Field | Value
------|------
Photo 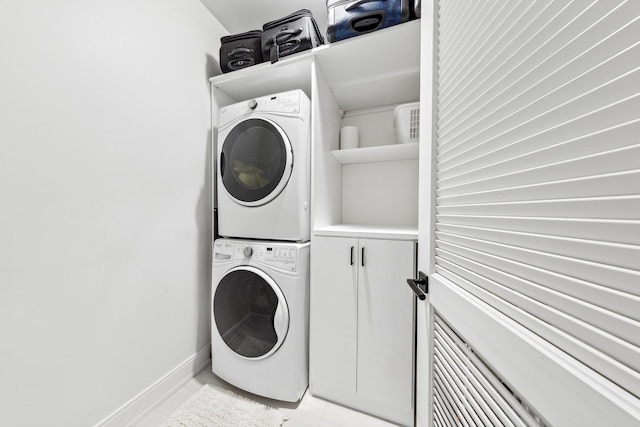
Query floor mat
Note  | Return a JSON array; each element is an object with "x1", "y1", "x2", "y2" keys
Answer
[{"x1": 160, "y1": 383, "x2": 287, "y2": 427}]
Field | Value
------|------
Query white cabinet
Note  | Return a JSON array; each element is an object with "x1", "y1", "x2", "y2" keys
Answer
[
  {"x1": 310, "y1": 234, "x2": 416, "y2": 426},
  {"x1": 309, "y1": 28, "x2": 420, "y2": 422}
]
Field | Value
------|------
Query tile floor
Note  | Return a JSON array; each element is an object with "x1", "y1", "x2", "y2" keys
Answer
[{"x1": 134, "y1": 363, "x2": 399, "y2": 427}]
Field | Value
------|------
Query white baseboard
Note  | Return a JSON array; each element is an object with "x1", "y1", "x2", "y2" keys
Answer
[{"x1": 95, "y1": 345, "x2": 211, "y2": 427}]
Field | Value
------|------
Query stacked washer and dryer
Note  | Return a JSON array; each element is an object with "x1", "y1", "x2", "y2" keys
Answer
[{"x1": 211, "y1": 90, "x2": 312, "y2": 402}]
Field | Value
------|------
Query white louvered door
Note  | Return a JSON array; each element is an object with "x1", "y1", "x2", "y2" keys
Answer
[{"x1": 417, "y1": 1, "x2": 640, "y2": 426}]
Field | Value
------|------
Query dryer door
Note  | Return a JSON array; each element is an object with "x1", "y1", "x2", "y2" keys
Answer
[
  {"x1": 213, "y1": 266, "x2": 289, "y2": 359},
  {"x1": 220, "y1": 118, "x2": 293, "y2": 207}
]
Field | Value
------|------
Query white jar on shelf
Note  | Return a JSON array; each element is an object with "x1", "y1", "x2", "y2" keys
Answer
[{"x1": 340, "y1": 125, "x2": 359, "y2": 150}]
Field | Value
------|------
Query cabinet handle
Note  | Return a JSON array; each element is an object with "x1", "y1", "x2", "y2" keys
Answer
[
  {"x1": 361, "y1": 247, "x2": 365, "y2": 267},
  {"x1": 406, "y1": 271, "x2": 428, "y2": 300},
  {"x1": 350, "y1": 246, "x2": 354, "y2": 265}
]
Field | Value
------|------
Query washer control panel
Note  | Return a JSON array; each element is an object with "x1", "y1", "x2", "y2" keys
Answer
[{"x1": 214, "y1": 240, "x2": 298, "y2": 271}]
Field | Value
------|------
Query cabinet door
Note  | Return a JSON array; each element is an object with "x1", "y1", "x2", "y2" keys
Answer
[
  {"x1": 357, "y1": 238, "x2": 415, "y2": 426},
  {"x1": 309, "y1": 236, "x2": 358, "y2": 400}
]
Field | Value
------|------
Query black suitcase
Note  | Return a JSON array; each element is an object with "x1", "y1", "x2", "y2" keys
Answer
[
  {"x1": 219, "y1": 30, "x2": 264, "y2": 73},
  {"x1": 262, "y1": 9, "x2": 324, "y2": 64},
  {"x1": 326, "y1": 0, "x2": 411, "y2": 43},
  {"x1": 412, "y1": 0, "x2": 421, "y2": 19}
]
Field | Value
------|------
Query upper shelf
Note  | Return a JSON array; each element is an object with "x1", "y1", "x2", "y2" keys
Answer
[
  {"x1": 314, "y1": 20, "x2": 421, "y2": 111},
  {"x1": 313, "y1": 20, "x2": 421, "y2": 86},
  {"x1": 209, "y1": 20, "x2": 421, "y2": 107}
]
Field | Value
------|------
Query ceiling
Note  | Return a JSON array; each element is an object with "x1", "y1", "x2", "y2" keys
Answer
[{"x1": 200, "y1": 0, "x2": 328, "y2": 36}]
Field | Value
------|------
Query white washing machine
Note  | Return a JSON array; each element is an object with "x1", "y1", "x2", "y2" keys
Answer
[
  {"x1": 211, "y1": 238, "x2": 310, "y2": 402},
  {"x1": 216, "y1": 89, "x2": 311, "y2": 242}
]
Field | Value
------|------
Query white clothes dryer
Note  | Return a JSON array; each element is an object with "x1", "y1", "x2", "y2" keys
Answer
[
  {"x1": 216, "y1": 90, "x2": 311, "y2": 242},
  {"x1": 211, "y1": 238, "x2": 310, "y2": 402}
]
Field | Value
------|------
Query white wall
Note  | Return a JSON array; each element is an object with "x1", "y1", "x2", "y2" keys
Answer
[{"x1": 0, "y1": 1, "x2": 226, "y2": 425}]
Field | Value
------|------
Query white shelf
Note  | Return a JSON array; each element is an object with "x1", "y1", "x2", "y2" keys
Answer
[
  {"x1": 314, "y1": 20, "x2": 420, "y2": 85},
  {"x1": 315, "y1": 20, "x2": 421, "y2": 111},
  {"x1": 314, "y1": 224, "x2": 418, "y2": 241},
  {"x1": 331, "y1": 143, "x2": 419, "y2": 164},
  {"x1": 210, "y1": 55, "x2": 313, "y2": 102}
]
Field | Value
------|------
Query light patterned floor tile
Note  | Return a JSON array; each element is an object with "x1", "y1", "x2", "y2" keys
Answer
[
  {"x1": 319, "y1": 400, "x2": 400, "y2": 427},
  {"x1": 134, "y1": 363, "x2": 403, "y2": 427}
]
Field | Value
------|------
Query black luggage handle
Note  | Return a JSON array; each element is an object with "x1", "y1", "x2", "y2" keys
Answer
[
  {"x1": 351, "y1": 11, "x2": 385, "y2": 33},
  {"x1": 228, "y1": 58, "x2": 256, "y2": 71},
  {"x1": 346, "y1": 0, "x2": 386, "y2": 11},
  {"x1": 269, "y1": 28, "x2": 303, "y2": 64},
  {"x1": 228, "y1": 47, "x2": 253, "y2": 58},
  {"x1": 270, "y1": 43, "x2": 280, "y2": 64},
  {"x1": 274, "y1": 28, "x2": 303, "y2": 43}
]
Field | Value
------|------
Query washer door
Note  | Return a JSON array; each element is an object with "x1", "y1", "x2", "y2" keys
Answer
[
  {"x1": 213, "y1": 266, "x2": 289, "y2": 359},
  {"x1": 220, "y1": 118, "x2": 293, "y2": 207}
]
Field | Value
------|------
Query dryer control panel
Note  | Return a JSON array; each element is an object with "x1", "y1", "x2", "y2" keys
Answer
[
  {"x1": 218, "y1": 90, "x2": 306, "y2": 127},
  {"x1": 214, "y1": 240, "x2": 299, "y2": 272}
]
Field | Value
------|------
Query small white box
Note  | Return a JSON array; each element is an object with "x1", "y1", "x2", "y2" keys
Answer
[{"x1": 393, "y1": 102, "x2": 420, "y2": 144}]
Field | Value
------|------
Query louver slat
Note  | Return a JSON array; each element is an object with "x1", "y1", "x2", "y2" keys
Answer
[{"x1": 433, "y1": 315, "x2": 540, "y2": 426}]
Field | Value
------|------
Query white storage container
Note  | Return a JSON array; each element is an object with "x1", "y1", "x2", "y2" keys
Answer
[{"x1": 393, "y1": 102, "x2": 420, "y2": 144}]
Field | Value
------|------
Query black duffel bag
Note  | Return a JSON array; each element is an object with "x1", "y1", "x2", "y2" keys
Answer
[
  {"x1": 219, "y1": 30, "x2": 264, "y2": 73},
  {"x1": 262, "y1": 9, "x2": 324, "y2": 64}
]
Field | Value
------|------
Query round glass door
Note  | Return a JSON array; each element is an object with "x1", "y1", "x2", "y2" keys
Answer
[
  {"x1": 220, "y1": 118, "x2": 293, "y2": 206},
  {"x1": 213, "y1": 266, "x2": 289, "y2": 359}
]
